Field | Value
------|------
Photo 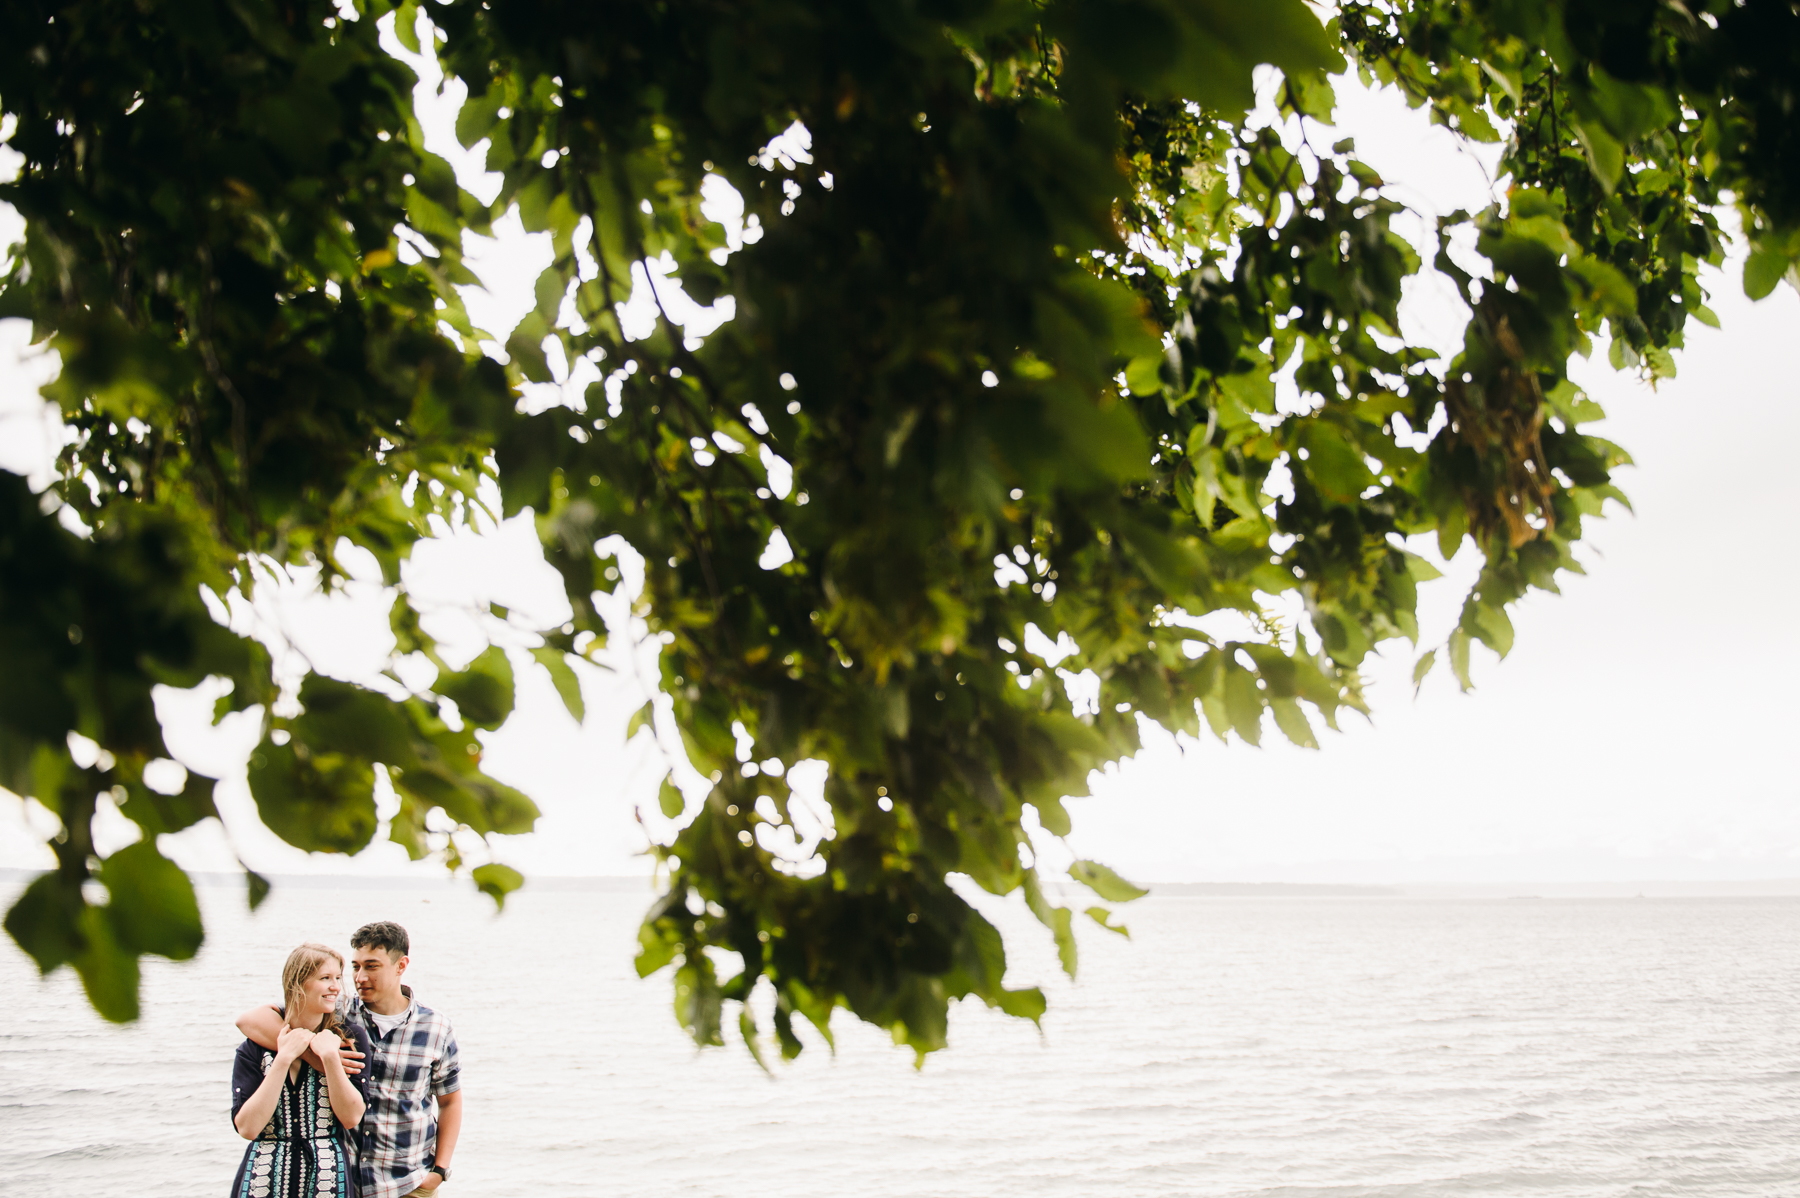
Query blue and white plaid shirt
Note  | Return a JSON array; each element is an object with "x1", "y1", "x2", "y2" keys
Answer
[{"x1": 339, "y1": 988, "x2": 461, "y2": 1198}]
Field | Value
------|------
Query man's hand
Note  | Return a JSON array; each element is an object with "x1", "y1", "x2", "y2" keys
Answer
[{"x1": 416, "y1": 1170, "x2": 445, "y2": 1193}]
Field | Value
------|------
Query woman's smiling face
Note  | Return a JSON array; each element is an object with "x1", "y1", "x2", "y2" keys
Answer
[{"x1": 299, "y1": 961, "x2": 343, "y2": 1018}]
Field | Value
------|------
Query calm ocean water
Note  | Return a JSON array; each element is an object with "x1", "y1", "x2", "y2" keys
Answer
[{"x1": 3, "y1": 881, "x2": 1797, "y2": 1197}]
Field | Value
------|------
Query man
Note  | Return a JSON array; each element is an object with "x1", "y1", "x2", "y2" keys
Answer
[{"x1": 238, "y1": 921, "x2": 462, "y2": 1197}]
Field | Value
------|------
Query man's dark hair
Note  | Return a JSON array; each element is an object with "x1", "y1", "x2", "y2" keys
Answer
[{"x1": 351, "y1": 920, "x2": 410, "y2": 959}]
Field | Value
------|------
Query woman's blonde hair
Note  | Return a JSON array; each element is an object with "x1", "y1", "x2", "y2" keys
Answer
[{"x1": 281, "y1": 942, "x2": 347, "y2": 1036}]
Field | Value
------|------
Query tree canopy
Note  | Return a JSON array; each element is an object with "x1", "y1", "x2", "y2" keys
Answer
[{"x1": 2, "y1": 0, "x2": 1794, "y2": 1058}]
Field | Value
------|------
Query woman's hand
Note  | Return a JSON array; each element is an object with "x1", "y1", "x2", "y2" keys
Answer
[
  {"x1": 275, "y1": 1025, "x2": 313, "y2": 1062},
  {"x1": 237, "y1": 1028, "x2": 314, "y2": 1140},
  {"x1": 316, "y1": 1030, "x2": 368, "y2": 1131},
  {"x1": 309, "y1": 1030, "x2": 343, "y2": 1064}
]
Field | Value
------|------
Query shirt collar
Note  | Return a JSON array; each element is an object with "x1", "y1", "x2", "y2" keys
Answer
[{"x1": 355, "y1": 986, "x2": 416, "y2": 1030}]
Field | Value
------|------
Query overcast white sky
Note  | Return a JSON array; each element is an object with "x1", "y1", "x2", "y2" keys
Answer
[{"x1": 1, "y1": 31, "x2": 1795, "y2": 887}]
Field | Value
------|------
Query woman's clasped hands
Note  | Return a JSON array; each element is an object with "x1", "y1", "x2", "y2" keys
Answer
[{"x1": 275, "y1": 1024, "x2": 314, "y2": 1063}]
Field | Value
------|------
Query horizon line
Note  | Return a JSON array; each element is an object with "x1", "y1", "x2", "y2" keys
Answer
[{"x1": 6, "y1": 867, "x2": 1800, "y2": 895}]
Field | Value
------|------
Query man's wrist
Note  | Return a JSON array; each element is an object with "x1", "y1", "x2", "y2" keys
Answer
[{"x1": 432, "y1": 1164, "x2": 452, "y2": 1182}]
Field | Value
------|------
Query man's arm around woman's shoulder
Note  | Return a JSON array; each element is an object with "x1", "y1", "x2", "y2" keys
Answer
[{"x1": 234, "y1": 1003, "x2": 367, "y2": 1075}]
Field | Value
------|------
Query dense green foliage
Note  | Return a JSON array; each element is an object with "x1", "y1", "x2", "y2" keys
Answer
[{"x1": 2, "y1": 0, "x2": 1793, "y2": 1055}]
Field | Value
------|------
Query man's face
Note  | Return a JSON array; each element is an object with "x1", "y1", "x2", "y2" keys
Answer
[{"x1": 351, "y1": 944, "x2": 407, "y2": 1004}]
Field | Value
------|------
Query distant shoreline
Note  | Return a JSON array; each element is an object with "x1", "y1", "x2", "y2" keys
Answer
[
  {"x1": 1150, "y1": 882, "x2": 1402, "y2": 897},
  {"x1": 5, "y1": 867, "x2": 1800, "y2": 898}
]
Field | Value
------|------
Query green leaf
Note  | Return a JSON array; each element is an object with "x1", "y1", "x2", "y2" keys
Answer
[
  {"x1": 244, "y1": 865, "x2": 272, "y2": 912},
  {"x1": 626, "y1": 700, "x2": 656, "y2": 741},
  {"x1": 1200, "y1": 692, "x2": 1232, "y2": 742},
  {"x1": 1242, "y1": 643, "x2": 1298, "y2": 698},
  {"x1": 1448, "y1": 628, "x2": 1474, "y2": 692},
  {"x1": 1570, "y1": 118, "x2": 1624, "y2": 191},
  {"x1": 739, "y1": 1007, "x2": 771, "y2": 1075},
  {"x1": 471, "y1": 863, "x2": 525, "y2": 909},
  {"x1": 1288, "y1": 69, "x2": 1337, "y2": 122},
  {"x1": 1165, "y1": 0, "x2": 1344, "y2": 115},
  {"x1": 1402, "y1": 552, "x2": 1444, "y2": 583},
  {"x1": 772, "y1": 999, "x2": 805, "y2": 1060},
  {"x1": 247, "y1": 742, "x2": 378, "y2": 855},
  {"x1": 1048, "y1": 904, "x2": 1077, "y2": 980},
  {"x1": 995, "y1": 986, "x2": 1048, "y2": 1023},
  {"x1": 436, "y1": 646, "x2": 516, "y2": 730},
  {"x1": 1543, "y1": 378, "x2": 1606, "y2": 426},
  {"x1": 454, "y1": 87, "x2": 506, "y2": 150},
  {"x1": 1432, "y1": 493, "x2": 1468, "y2": 559},
  {"x1": 1268, "y1": 697, "x2": 1318, "y2": 749},
  {"x1": 1583, "y1": 67, "x2": 1677, "y2": 143},
  {"x1": 674, "y1": 958, "x2": 724, "y2": 1047},
  {"x1": 504, "y1": 312, "x2": 555, "y2": 383},
  {"x1": 636, "y1": 926, "x2": 679, "y2": 980},
  {"x1": 1609, "y1": 335, "x2": 1640, "y2": 371},
  {"x1": 1042, "y1": 385, "x2": 1152, "y2": 484},
  {"x1": 4, "y1": 872, "x2": 84, "y2": 974},
  {"x1": 1412, "y1": 649, "x2": 1437, "y2": 697},
  {"x1": 948, "y1": 910, "x2": 1008, "y2": 996},
  {"x1": 72, "y1": 905, "x2": 140, "y2": 1023},
  {"x1": 98, "y1": 842, "x2": 203, "y2": 960},
  {"x1": 1124, "y1": 352, "x2": 1163, "y2": 397},
  {"x1": 117, "y1": 771, "x2": 218, "y2": 836},
  {"x1": 1300, "y1": 425, "x2": 1375, "y2": 503},
  {"x1": 531, "y1": 647, "x2": 586, "y2": 724},
  {"x1": 1472, "y1": 602, "x2": 1515, "y2": 658},
  {"x1": 532, "y1": 262, "x2": 569, "y2": 322},
  {"x1": 392, "y1": 764, "x2": 539, "y2": 836},
  {"x1": 659, "y1": 776, "x2": 685, "y2": 819},
  {"x1": 1223, "y1": 663, "x2": 1264, "y2": 746},
  {"x1": 1069, "y1": 859, "x2": 1149, "y2": 902},
  {"x1": 1034, "y1": 794, "x2": 1072, "y2": 837},
  {"x1": 392, "y1": 0, "x2": 422, "y2": 54},
  {"x1": 1745, "y1": 248, "x2": 1790, "y2": 301},
  {"x1": 293, "y1": 676, "x2": 420, "y2": 768},
  {"x1": 1085, "y1": 906, "x2": 1131, "y2": 938},
  {"x1": 1217, "y1": 368, "x2": 1276, "y2": 416}
]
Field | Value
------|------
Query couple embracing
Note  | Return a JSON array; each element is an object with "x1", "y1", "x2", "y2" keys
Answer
[{"x1": 228, "y1": 921, "x2": 462, "y2": 1198}]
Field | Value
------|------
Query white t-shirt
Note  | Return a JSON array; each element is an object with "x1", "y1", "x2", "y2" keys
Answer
[{"x1": 367, "y1": 1003, "x2": 412, "y2": 1037}]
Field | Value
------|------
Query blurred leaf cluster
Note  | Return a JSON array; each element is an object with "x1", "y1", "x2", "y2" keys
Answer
[{"x1": 1, "y1": 0, "x2": 1791, "y2": 1052}]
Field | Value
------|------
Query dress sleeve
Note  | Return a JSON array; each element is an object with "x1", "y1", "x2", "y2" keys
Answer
[{"x1": 230, "y1": 1039, "x2": 268, "y2": 1122}]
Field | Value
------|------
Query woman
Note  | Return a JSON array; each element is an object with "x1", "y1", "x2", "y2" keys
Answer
[{"x1": 229, "y1": 943, "x2": 372, "y2": 1198}]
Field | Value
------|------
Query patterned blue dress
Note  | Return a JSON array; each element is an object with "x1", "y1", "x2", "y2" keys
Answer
[{"x1": 229, "y1": 1024, "x2": 373, "y2": 1198}]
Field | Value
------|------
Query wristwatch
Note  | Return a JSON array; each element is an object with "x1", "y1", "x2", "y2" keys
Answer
[{"x1": 434, "y1": 1166, "x2": 452, "y2": 1182}]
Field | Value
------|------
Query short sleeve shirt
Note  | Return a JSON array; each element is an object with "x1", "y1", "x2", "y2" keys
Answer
[{"x1": 338, "y1": 989, "x2": 461, "y2": 1198}]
